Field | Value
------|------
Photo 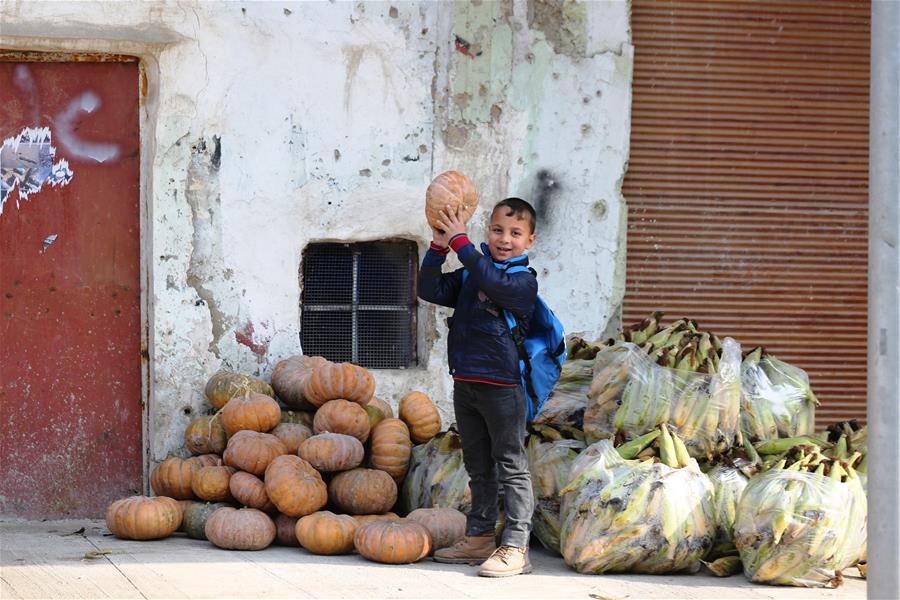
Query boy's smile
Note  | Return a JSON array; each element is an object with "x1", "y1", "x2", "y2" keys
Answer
[{"x1": 488, "y1": 210, "x2": 535, "y2": 261}]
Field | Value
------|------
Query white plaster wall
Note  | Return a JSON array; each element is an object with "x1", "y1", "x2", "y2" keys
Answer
[{"x1": 0, "y1": 0, "x2": 632, "y2": 465}]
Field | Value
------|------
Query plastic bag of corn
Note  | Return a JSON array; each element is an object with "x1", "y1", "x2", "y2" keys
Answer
[
  {"x1": 532, "y1": 358, "x2": 595, "y2": 430},
  {"x1": 400, "y1": 428, "x2": 471, "y2": 514},
  {"x1": 706, "y1": 464, "x2": 751, "y2": 560},
  {"x1": 583, "y1": 338, "x2": 742, "y2": 459},
  {"x1": 559, "y1": 439, "x2": 715, "y2": 574},
  {"x1": 734, "y1": 462, "x2": 867, "y2": 588},
  {"x1": 525, "y1": 433, "x2": 585, "y2": 554},
  {"x1": 740, "y1": 347, "x2": 818, "y2": 443}
]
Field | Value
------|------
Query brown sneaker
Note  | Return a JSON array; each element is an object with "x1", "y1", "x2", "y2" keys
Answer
[
  {"x1": 477, "y1": 545, "x2": 532, "y2": 577},
  {"x1": 433, "y1": 534, "x2": 497, "y2": 564}
]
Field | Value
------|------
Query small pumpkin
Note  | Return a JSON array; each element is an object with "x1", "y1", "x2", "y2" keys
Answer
[
  {"x1": 205, "y1": 507, "x2": 276, "y2": 551},
  {"x1": 406, "y1": 507, "x2": 466, "y2": 553},
  {"x1": 399, "y1": 392, "x2": 441, "y2": 444},
  {"x1": 304, "y1": 362, "x2": 375, "y2": 408},
  {"x1": 205, "y1": 371, "x2": 274, "y2": 409},
  {"x1": 352, "y1": 512, "x2": 401, "y2": 526},
  {"x1": 424, "y1": 170, "x2": 478, "y2": 231},
  {"x1": 368, "y1": 397, "x2": 394, "y2": 419},
  {"x1": 175, "y1": 499, "x2": 194, "y2": 530},
  {"x1": 313, "y1": 399, "x2": 371, "y2": 443},
  {"x1": 150, "y1": 454, "x2": 220, "y2": 500},
  {"x1": 191, "y1": 465, "x2": 236, "y2": 502},
  {"x1": 106, "y1": 495, "x2": 182, "y2": 540},
  {"x1": 182, "y1": 501, "x2": 233, "y2": 540},
  {"x1": 274, "y1": 513, "x2": 300, "y2": 546},
  {"x1": 364, "y1": 404, "x2": 386, "y2": 431},
  {"x1": 271, "y1": 422, "x2": 313, "y2": 454},
  {"x1": 271, "y1": 355, "x2": 329, "y2": 410},
  {"x1": 295, "y1": 511, "x2": 358, "y2": 555},
  {"x1": 184, "y1": 414, "x2": 228, "y2": 455},
  {"x1": 222, "y1": 430, "x2": 287, "y2": 476},
  {"x1": 264, "y1": 455, "x2": 328, "y2": 517},
  {"x1": 369, "y1": 419, "x2": 413, "y2": 483},
  {"x1": 229, "y1": 471, "x2": 276, "y2": 511},
  {"x1": 220, "y1": 391, "x2": 281, "y2": 436},
  {"x1": 354, "y1": 519, "x2": 432, "y2": 564},
  {"x1": 280, "y1": 410, "x2": 315, "y2": 429},
  {"x1": 329, "y1": 468, "x2": 397, "y2": 515},
  {"x1": 298, "y1": 432, "x2": 364, "y2": 472}
]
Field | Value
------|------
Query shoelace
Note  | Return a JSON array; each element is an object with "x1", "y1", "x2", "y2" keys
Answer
[{"x1": 491, "y1": 545, "x2": 518, "y2": 564}]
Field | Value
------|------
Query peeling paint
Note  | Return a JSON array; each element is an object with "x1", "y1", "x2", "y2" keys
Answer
[
  {"x1": 234, "y1": 321, "x2": 270, "y2": 362},
  {"x1": 0, "y1": 127, "x2": 74, "y2": 216}
]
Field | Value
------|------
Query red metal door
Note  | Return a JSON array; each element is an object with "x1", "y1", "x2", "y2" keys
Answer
[{"x1": 0, "y1": 56, "x2": 143, "y2": 518}]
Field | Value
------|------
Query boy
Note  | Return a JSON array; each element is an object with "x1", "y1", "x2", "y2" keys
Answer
[{"x1": 417, "y1": 197, "x2": 538, "y2": 577}]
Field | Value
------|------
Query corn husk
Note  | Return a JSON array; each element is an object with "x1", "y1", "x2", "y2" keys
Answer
[
  {"x1": 400, "y1": 428, "x2": 470, "y2": 514},
  {"x1": 740, "y1": 349, "x2": 818, "y2": 443}
]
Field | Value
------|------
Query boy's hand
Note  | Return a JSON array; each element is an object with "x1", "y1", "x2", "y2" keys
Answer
[
  {"x1": 431, "y1": 226, "x2": 450, "y2": 248},
  {"x1": 435, "y1": 205, "x2": 469, "y2": 239}
]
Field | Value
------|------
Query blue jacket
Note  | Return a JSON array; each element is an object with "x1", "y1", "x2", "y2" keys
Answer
[{"x1": 417, "y1": 240, "x2": 538, "y2": 385}]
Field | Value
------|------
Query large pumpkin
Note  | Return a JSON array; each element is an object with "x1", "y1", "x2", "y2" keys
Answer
[
  {"x1": 298, "y1": 432, "x2": 364, "y2": 472},
  {"x1": 205, "y1": 507, "x2": 276, "y2": 551},
  {"x1": 106, "y1": 495, "x2": 182, "y2": 540},
  {"x1": 270, "y1": 422, "x2": 313, "y2": 454},
  {"x1": 183, "y1": 414, "x2": 228, "y2": 455},
  {"x1": 205, "y1": 371, "x2": 274, "y2": 409},
  {"x1": 399, "y1": 392, "x2": 441, "y2": 444},
  {"x1": 329, "y1": 468, "x2": 397, "y2": 515},
  {"x1": 182, "y1": 501, "x2": 233, "y2": 540},
  {"x1": 313, "y1": 399, "x2": 371, "y2": 443},
  {"x1": 352, "y1": 512, "x2": 401, "y2": 526},
  {"x1": 424, "y1": 170, "x2": 478, "y2": 231},
  {"x1": 271, "y1": 355, "x2": 329, "y2": 410},
  {"x1": 229, "y1": 471, "x2": 275, "y2": 512},
  {"x1": 406, "y1": 507, "x2": 466, "y2": 553},
  {"x1": 304, "y1": 362, "x2": 375, "y2": 408},
  {"x1": 150, "y1": 454, "x2": 220, "y2": 500},
  {"x1": 222, "y1": 430, "x2": 288, "y2": 476},
  {"x1": 274, "y1": 513, "x2": 300, "y2": 546},
  {"x1": 220, "y1": 391, "x2": 281, "y2": 436},
  {"x1": 264, "y1": 455, "x2": 328, "y2": 517},
  {"x1": 354, "y1": 519, "x2": 432, "y2": 564},
  {"x1": 295, "y1": 511, "x2": 358, "y2": 555},
  {"x1": 191, "y1": 465, "x2": 236, "y2": 502},
  {"x1": 369, "y1": 419, "x2": 412, "y2": 482}
]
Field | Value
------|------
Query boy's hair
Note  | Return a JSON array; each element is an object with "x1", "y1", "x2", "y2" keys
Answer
[{"x1": 492, "y1": 197, "x2": 537, "y2": 233}]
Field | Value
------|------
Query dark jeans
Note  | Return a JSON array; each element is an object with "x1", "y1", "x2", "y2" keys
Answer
[{"x1": 453, "y1": 380, "x2": 533, "y2": 548}]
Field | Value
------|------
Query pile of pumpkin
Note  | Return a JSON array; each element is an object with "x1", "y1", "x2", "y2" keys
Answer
[{"x1": 105, "y1": 355, "x2": 468, "y2": 564}]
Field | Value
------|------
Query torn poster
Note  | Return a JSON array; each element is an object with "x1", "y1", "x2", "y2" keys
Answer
[
  {"x1": 1, "y1": 127, "x2": 74, "y2": 217},
  {"x1": 41, "y1": 234, "x2": 58, "y2": 254}
]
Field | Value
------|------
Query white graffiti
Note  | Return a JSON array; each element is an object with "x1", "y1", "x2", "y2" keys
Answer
[
  {"x1": 0, "y1": 127, "x2": 74, "y2": 217},
  {"x1": 55, "y1": 91, "x2": 120, "y2": 163},
  {"x1": 13, "y1": 65, "x2": 40, "y2": 125}
]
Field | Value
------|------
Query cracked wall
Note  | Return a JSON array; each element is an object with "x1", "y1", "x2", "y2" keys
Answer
[{"x1": 0, "y1": 0, "x2": 632, "y2": 467}]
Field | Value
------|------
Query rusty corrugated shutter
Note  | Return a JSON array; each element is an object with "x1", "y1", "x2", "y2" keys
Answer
[{"x1": 624, "y1": 0, "x2": 870, "y2": 425}]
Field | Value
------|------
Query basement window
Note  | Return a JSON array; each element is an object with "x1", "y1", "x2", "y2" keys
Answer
[{"x1": 300, "y1": 241, "x2": 418, "y2": 369}]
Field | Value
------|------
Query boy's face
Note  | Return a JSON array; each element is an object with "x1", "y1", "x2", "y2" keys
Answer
[{"x1": 488, "y1": 208, "x2": 535, "y2": 261}]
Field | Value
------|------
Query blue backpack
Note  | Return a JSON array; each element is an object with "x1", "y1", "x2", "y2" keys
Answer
[{"x1": 463, "y1": 263, "x2": 566, "y2": 421}]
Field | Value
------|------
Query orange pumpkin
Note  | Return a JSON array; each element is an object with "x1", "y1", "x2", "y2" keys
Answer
[
  {"x1": 406, "y1": 507, "x2": 466, "y2": 552},
  {"x1": 313, "y1": 399, "x2": 371, "y2": 443},
  {"x1": 298, "y1": 432, "x2": 364, "y2": 472},
  {"x1": 150, "y1": 455, "x2": 220, "y2": 500},
  {"x1": 222, "y1": 430, "x2": 288, "y2": 476},
  {"x1": 295, "y1": 511, "x2": 358, "y2": 555},
  {"x1": 264, "y1": 455, "x2": 328, "y2": 517},
  {"x1": 229, "y1": 471, "x2": 275, "y2": 511},
  {"x1": 270, "y1": 422, "x2": 312, "y2": 454},
  {"x1": 399, "y1": 392, "x2": 441, "y2": 443},
  {"x1": 271, "y1": 355, "x2": 329, "y2": 410},
  {"x1": 354, "y1": 519, "x2": 432, "y2": 564},
  {"x1": 274, "y1": 513, "x2": 300, "y2": 546},
  {"x1": 424, "y1": 170, "x2": 478, "y2": 231},
  {"x1": 220, "y1": 391, "x2": 281, "y2": 436},
  {"x1": 368, "y1": 397, "x2": 394, "y2": 419},
  {"x1": 328, "y1": 468, "x2": 397, "y2": 515},
  {"x1": 183, "y1": 414, "x2": 228, "y2": 455},
  {"x1": 368, "y1": 419, "x2": 412, "y2": 482},
  {"x1": 106, "y1": 495, "x2": 182, "y2": 540},
  {"x1": 352, "y1": 512, "x2": 401, "y2": 526},
  {"x1": 191, "y1": 465, "x2": 236, "y2": 502},
  {"x1": 304, "y1": 362, "x2": 375, "y2": 408},
  {"x1": 205, "y1": 507, "x2": 276, "y2": 550},
  {"x1": 205, "y1": 371, "x2": 274, "y2": 409}
]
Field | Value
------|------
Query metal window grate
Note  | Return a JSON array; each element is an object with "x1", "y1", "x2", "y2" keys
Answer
[{"x1": 300, "y1": 241, "x2": 417, "y2": 369}]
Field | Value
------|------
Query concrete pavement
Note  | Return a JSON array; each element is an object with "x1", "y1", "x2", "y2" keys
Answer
[{"x1": 0, "y1": 517, "x2": 867, "y2": 599}]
